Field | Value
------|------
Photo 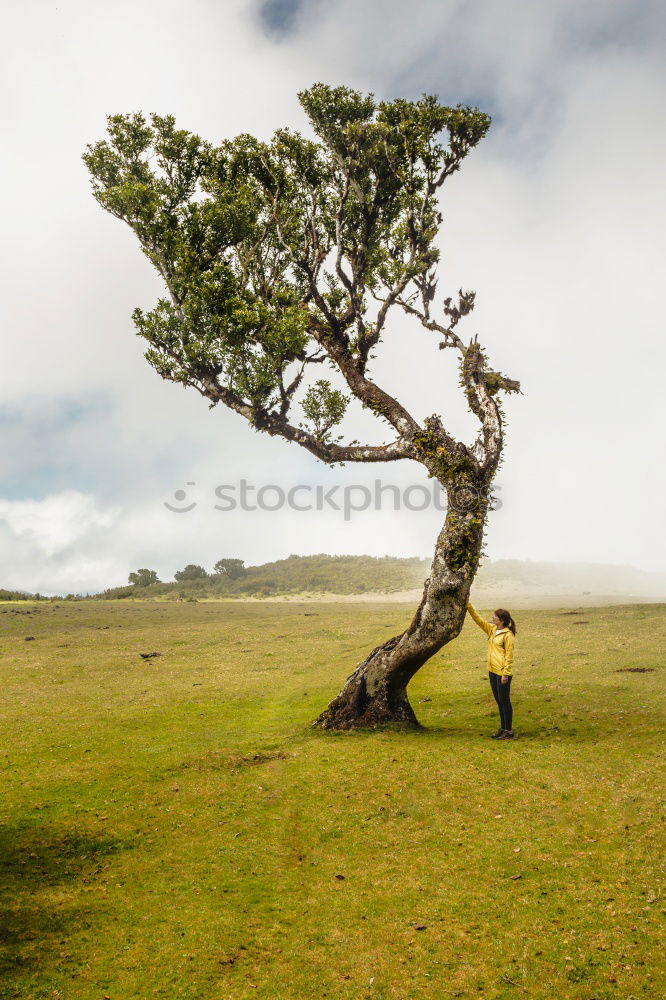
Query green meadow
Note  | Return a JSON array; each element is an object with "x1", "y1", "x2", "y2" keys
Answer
[{"x1": 1, "y1": 600, "x2": 664, "y2": 1000}]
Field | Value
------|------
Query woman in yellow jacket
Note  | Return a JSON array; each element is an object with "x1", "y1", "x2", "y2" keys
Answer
[{"x1": 467, "y1": 602, "x2": 517, "y2": 739}]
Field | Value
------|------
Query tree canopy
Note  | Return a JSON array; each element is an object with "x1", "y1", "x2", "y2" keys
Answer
[
  {"x1": 83, "y1": 84, "x2": 515, "y2": 471},
  {"x1": 128, "y1": 568, "x2": 160, "y2": 587},
  {"x1": 213, "y1": 558, "x2": 247, "y2": 579},
  {"x1": 174, "y1": 564, "x2": 208, "y2": 582}
]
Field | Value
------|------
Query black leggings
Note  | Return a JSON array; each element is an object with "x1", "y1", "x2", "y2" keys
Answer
[{"x1": 489, "y1": 672, "x2": 513, "y2": 731}]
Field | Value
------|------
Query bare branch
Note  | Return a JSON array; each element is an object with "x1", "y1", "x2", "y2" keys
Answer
[
  {"x1": 334, "y1": 172, "x2": 354, "y2": 297},
  {"x1": 395, "y1": 297, "x2": 466, "y2": 352}
]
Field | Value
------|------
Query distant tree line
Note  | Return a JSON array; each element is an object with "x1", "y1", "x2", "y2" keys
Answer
[
  {"x1": 0, "y1": 588, "x2": 47, "y2": 602},
  {"x1": 128, "y1": 559, "x2": 247, "y2": 587}
]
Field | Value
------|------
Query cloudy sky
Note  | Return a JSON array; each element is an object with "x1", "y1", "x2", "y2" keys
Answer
[{"x1": 1, "y1": 0, "x2": 665, "y2": 594}]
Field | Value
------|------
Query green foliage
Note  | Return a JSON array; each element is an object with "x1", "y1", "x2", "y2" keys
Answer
[
  {"x1": 83, "y1": 85, "x2": 490, "y2": 439},
  {"x1": 174, "y1": 564, "x2": 208, "y2": 582},
  {"x1": 300, "y1": 379, "x2": 350, "y2": 442},
  {"x1": 297, "y1": 85, "x2": 490, "y2": 300},
  {"x1": 128, "y1": 568, "x2": 160, "y2": 587},
  {"x1": 84, "y1": 112, "x2": 310, "y2": 410},
  {"x1": 213, "y1": 558, "x2": 246, "y2": 579}
]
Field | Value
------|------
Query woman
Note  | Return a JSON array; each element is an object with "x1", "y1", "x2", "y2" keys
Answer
[{"x1": 466, "y1": 602, "x2": 517, "y2": 739}]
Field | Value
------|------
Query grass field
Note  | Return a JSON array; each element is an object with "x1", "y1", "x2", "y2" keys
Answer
[{"x1": 1, "y1": 600, "x2": 664, "y2": 1000}]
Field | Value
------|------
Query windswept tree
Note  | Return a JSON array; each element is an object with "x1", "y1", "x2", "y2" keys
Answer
[{"x1": 84, "y1": 84, "x2": 520, "y2": 730}]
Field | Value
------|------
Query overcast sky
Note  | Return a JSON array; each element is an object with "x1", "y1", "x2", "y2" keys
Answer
[{"x1": 1, "y1": 0, "x2": 665, "y2": 594}]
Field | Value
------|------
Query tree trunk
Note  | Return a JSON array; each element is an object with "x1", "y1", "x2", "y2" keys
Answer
[{"x1": 312, "y1": 498, "x2": 486, "y2": 730}]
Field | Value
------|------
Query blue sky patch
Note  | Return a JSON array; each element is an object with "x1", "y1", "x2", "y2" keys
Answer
[{"x1": 259, "y1": 0, "x2": 302, "y2": 34}]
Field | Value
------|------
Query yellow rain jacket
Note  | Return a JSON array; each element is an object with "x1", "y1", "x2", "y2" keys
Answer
[{"x1": 466, "y1": 602, "x2": 515, "y2": 676}]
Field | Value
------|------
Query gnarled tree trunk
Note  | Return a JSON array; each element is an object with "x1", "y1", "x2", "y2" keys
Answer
[{"x1": 313, "y1": 493, "x2": 486, "y2": 730}]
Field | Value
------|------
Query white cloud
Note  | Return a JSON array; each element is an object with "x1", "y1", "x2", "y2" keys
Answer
[
  {"x1": 0, "y1": 491, "x2": 122, "y2": 593},
  {"x1": 0, "y1": 492, "x2": 115, "y2": 557}
]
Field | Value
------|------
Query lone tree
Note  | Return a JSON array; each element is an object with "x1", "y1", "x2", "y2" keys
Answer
[
  {"x1": 174, "y1": 564, "x2": 208, "y2": 582},
  {"x1": 84, "y1": 84, "x2": 520, "y2": 730},
  {"x1": 213, "y1": 558, "x2": 247, "y2": 579},
  {"x1": 128, "y1": 568, "x2": 160, "y2": 587}
]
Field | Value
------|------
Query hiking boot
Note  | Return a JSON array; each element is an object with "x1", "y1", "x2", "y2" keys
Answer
[
  {"x1": 491, "y1": 728, "x2": 504, "y2": 739},
  {"x1": 498, "y1": 729, "x2": 515, "y2": 739}
]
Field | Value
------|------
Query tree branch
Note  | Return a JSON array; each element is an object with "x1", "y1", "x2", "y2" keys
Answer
[
  {"x1": 394, "y1": 297, "x2": 466, "y2": 352},
  {"x1": 460, "y1": 339, "x2": 521, "y2": 474},
  {"x1": 277, "y1": 350, "x2": 327, "y2": 418},
  {"x1": 305, "y1": 313, "x2": 422, "y2": 441},
  {"x1": 196, "y1": 374, "x2": 412, "y2": 464}
]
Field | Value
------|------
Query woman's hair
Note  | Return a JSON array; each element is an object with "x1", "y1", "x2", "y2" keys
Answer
[{"x1": 495, "y1": 608, "x2": 517, "y2": 635}]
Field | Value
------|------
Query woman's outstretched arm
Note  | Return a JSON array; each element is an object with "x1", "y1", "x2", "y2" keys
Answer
[{"x1": 466, "y1": 602, "x2": 494, "y2": 637}]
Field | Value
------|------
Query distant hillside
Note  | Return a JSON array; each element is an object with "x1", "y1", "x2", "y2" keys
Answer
[
  {"x1": 3, "y1": 555, "x2": 664, "y2": 603},
  {"x1": 89, "y1": 554, "x2": 666, "y2": 603},
  {"x1": 474, "y1": 560, "x2": 666, "y2": 599},
  {"x1": 94, "y1": 554, "x2": 428, "y2": 600},
  {"x1": 0, "y1": 588, "x2": 47, "y2": 602}
]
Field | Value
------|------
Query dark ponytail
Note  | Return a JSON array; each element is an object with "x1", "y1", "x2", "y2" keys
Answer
[{"x1": 495, "y1": 608, "x2": 517, "y2": 635}]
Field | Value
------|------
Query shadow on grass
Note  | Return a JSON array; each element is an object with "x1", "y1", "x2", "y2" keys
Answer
[
  {"x1": 304, "y1": 713, "x2": 658, "y2": 746},
  {"x1": 0, "y1": 819, "x2": 130, "y2": 981}
]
